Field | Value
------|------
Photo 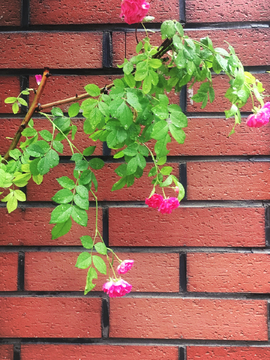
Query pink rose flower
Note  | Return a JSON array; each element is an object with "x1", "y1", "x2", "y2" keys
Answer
[
  {"x1": 117, "y1": 260, "x2": 134, "y2": 274},
  {"x1": 102, "y1": 279, "x2": 132, "y2": 297},
  {"x1": 35, "y1": 74, "x2": 42, "y2": 85},
  {"x1": 120, "y1": 0, "x2": 150, "y2": 25},
  {"x1": 246, "y1": 102, "x2": 270, "y2": 128},
  {"x1": 145, "y1": 194, "x2": 163, "y2": 208},
  {"x1": 158, "y1": 197, "x2": 180, "y2": 214}
]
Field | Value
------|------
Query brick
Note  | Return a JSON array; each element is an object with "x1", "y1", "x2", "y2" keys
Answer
[
  {"x1": 26, "y1": 162, "x2": 179, "y2": 202},
  {"x1": 0, "y1": 253, "x2": 18, "y2": 291},
  {"x1": 21, "y1": 344, "x2": 178, "y2": 360},
  {"x1": 30, "y1": 0, "x2": 179, "y2": 25},
  {"x1": 187, "y1": 253, "x2": 270, "y2": 293},
  {"x1": 112, "y1": 32, "x2": 126, "y2": 67},
  {"x1": 0, "y1": 0, "x2": 21, "y2": 26},
  {"x1": 29, "y1": 74, "x2": 119, "y2": 113},
  {"x1": 0, "y1": 76, "x2": 21, "y2": 113},
  {"x1": 169, "y1": 116, "x2": 270, "y2": 156},
  {"x1": 0, "y1": 33, "x2": 102, "y2": 69},
  {"x1": 187, "y1": 346, "x2": 270, "y2": 359},
  {"x1": 186, "y1": 0, "x2": 270, "y2": 23},
  {"x1": 0, "y1": 345, "x2": 13, "y2": 360},
  {"x1": 0, "y1": 297, "x2": 101, "y2": 338},
  {"x1": 110, "y1": 298, "x2": 267, "y2": 340},
  {"x1": 24, "y1": 252, "x2": 179, "y2": 292},
  {"x1": 187, "y1": 73, "x2": 270, "y2": 113},
  {"x1": 124, "y1": 29, "x2": 270, "y2": 67},
  {"x1": 187, "y1": 162, "x2": 270, "y2": 201},
  {"x1": 109, "y1": 207, "x2": 265, "y2": 247},
  {"x1": 0, "y1": 207, "x2": 101, "y2": 246}
]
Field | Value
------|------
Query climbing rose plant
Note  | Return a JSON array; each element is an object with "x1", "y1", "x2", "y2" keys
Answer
[{"x1": 1, "y1": 0, "x2": 269, "y2": 297}]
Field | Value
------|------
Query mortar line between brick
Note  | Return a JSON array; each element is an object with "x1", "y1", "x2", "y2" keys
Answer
[
  {"x1": 20, "y1": 0, "x2": 29, "y2": 29},
  {"x1": 4, "y1": 338, "x2": 270, "y2": 346},
  {"x1": 179, "y1": 346, "x2": 186, "y2": 360}
]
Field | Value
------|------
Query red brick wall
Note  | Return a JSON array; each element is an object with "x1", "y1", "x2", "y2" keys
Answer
[{"x1": 0, "y1": 0, "x2": 270, "y2": 359}]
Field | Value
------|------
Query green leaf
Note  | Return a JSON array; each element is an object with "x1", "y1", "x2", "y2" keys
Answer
[
  {"x1": 53, "y1": 141, "x2": 64, "y2": 153},
  {"x1": 175, "y1": 22, "x2": 184, "y2": 37},
  {"x1": 83, "y1": 146, "x2": 96, "y2": 156},
  {"x1": 80, "y1": 235, "x2": 93, "y2": 249},
  {"x1": 136, "y1": 41, "x2": 143, "y2": 53},
  {"x1": 71, "y1": 125, "x2": 77, "y2": 140},
  {"x1": 68, "y1": 103, "x2": 80, "y2": 118},
  {"x1": 124, "y1": 73, "x2": 136, "y2": 88},
  {"x1": 126, "y1": 156, "x2": 138, "y2": 175},
  {"x1": 39, "y1": 130, "x2": 53, "y2": 141},
  {"x1": 12, "y1": 103, "x2": 19, "y2": 114},
  {"x1": 0, "y1": 169, "x2": 13, "y2": 188},
  {"x1": 123, "y1": 61, "x2": 134, "y2": 75},
  {"x1": 168, "y1": 105, "x2": 188, "y2": 128},
  {"x1": 160, "y1": 166, "x2": 173, "y2": 175},
  {"x1": 115, "y1": 164, "x2": 127, "y2": 177},
  {"x1": 76, "y1": 185, "x2": 89, "y2": 199},
  {"x1": 84, "y1": 267, "x2": 97, "y2": 295},
  {"x1": 84, "y1": 84, "x2": 101, "y2": 97},
  {"x1": 93, "y1": 255, "x2": 107, "y2": 275},
  {"x1": 173, "y1": 34, "x2": 183, "y2": 50},
  {"x1": 126, "y1": 90, "x2": 142, "y2": 112},
  {"x1": 52, "y1": 189, "x2": 74, "y2": 204},
  {"x1": 37, "y1": 150, "x2": 59, "y2": 175},
  {"x1": 111, "y1": 177, "x2": 126, "y2": 191},
  {"x1": 152, "y1": 104, "x2": 169, "y2": 120},
  {"x1": 209, "y1": 87, "x2": 215, "y2": 103},
  {"x1": 148, "y1": 59, "x2": 162, "y2": 69},
  {"x1": 117, "y1": 101, "x2": 133, "y2": 129},
  {"x1": 94, "y1": 242, "x2": 107, "y2": 255},
  {"x1": 89, "y1": 158, "x2": 104, "y2": 170},
  {"x1": 148, "y1": 166, "x2": 157, "y2": 177},
  {"x1": 51, "y1": 218, "x2": 72, "y2": 240},
  {"x1": 13, "y1": 173, "x2": 31, "y2": 187},
  {"x1": 32, "y1": 174, "x2": 43, "y2": 185},
  {"x1": 51, "y1": 107, "x2": 64, "y2": 117},
  {"x1": 27, "y1": 140, "x2": 50, "y2": 157},
  {"x1": 169, "y1": 123, "x2": 186, "y2": 144},
  {"x1": 9, "y1": 149, "x2": 21, "y2": 160},
  {"x1": 160, "y1": 175, "x2": 173, "y2": 187},
  {"x1": 74, "y1": 194, "x2": 89, "y2": 210},
  {"x1": 151, "y1": 120, "x2": 169, "y2": 140},
  {"x1": 137, "y1": 153, "x2": 146, "y2": 170},
  {"x1": 54, "y1": 116, "x2": 70, "y2": 132},
  {"x1": 135, "y1": 68, "x2": 148, "y2": 81},
  {"x1": 4, "y1": 97, "x2": 17, "y2": 104},
  {"x1": 22, "y1": 127, "x2": 37, "y2": 138},
  {"x1": 71, "y1": 206, "x2": 88, "y2": 226},
  {"x1": 142, "y1": 74, "x2": 152, "y2": 94},
  {"x1": 17, "y1": 97, "x2": 28, "y2": 106},
  {"x1": 75, "y1": 159, "x2": 89, "y2": 171},
  {"x1": 80, "y1": 170, "x2": 92, "y2": 185},
  {"x1": 50, "y1": 204, "x2": 72, "y2": 224},
  {"x1": 57, "y1": 176, "x2": 75, "y2": 190},
  {"x1": 13, "y1": 189, "x2": 26, "y2": 201},
  {"x1": 161, "y1": 20, "x2": 176, "y2": 39},
  {"x1": 7, "y1": 194, "x2": 18, "y2": 213},
  {"x1": 75, "y1": 252, "x2": 92, "y2": 269}
]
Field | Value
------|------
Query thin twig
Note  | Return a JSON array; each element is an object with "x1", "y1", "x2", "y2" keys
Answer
[{"x1": 3, "y1": 68, "x2": 50, "y2": 161}]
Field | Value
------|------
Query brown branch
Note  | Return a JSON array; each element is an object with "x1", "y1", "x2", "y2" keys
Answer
[
  {"x1": 3, "y1": 68, "x2": 50, "y2": 162},
  {"x1": 36, "y1": 83, "x2": 115, "y2": 111}
]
